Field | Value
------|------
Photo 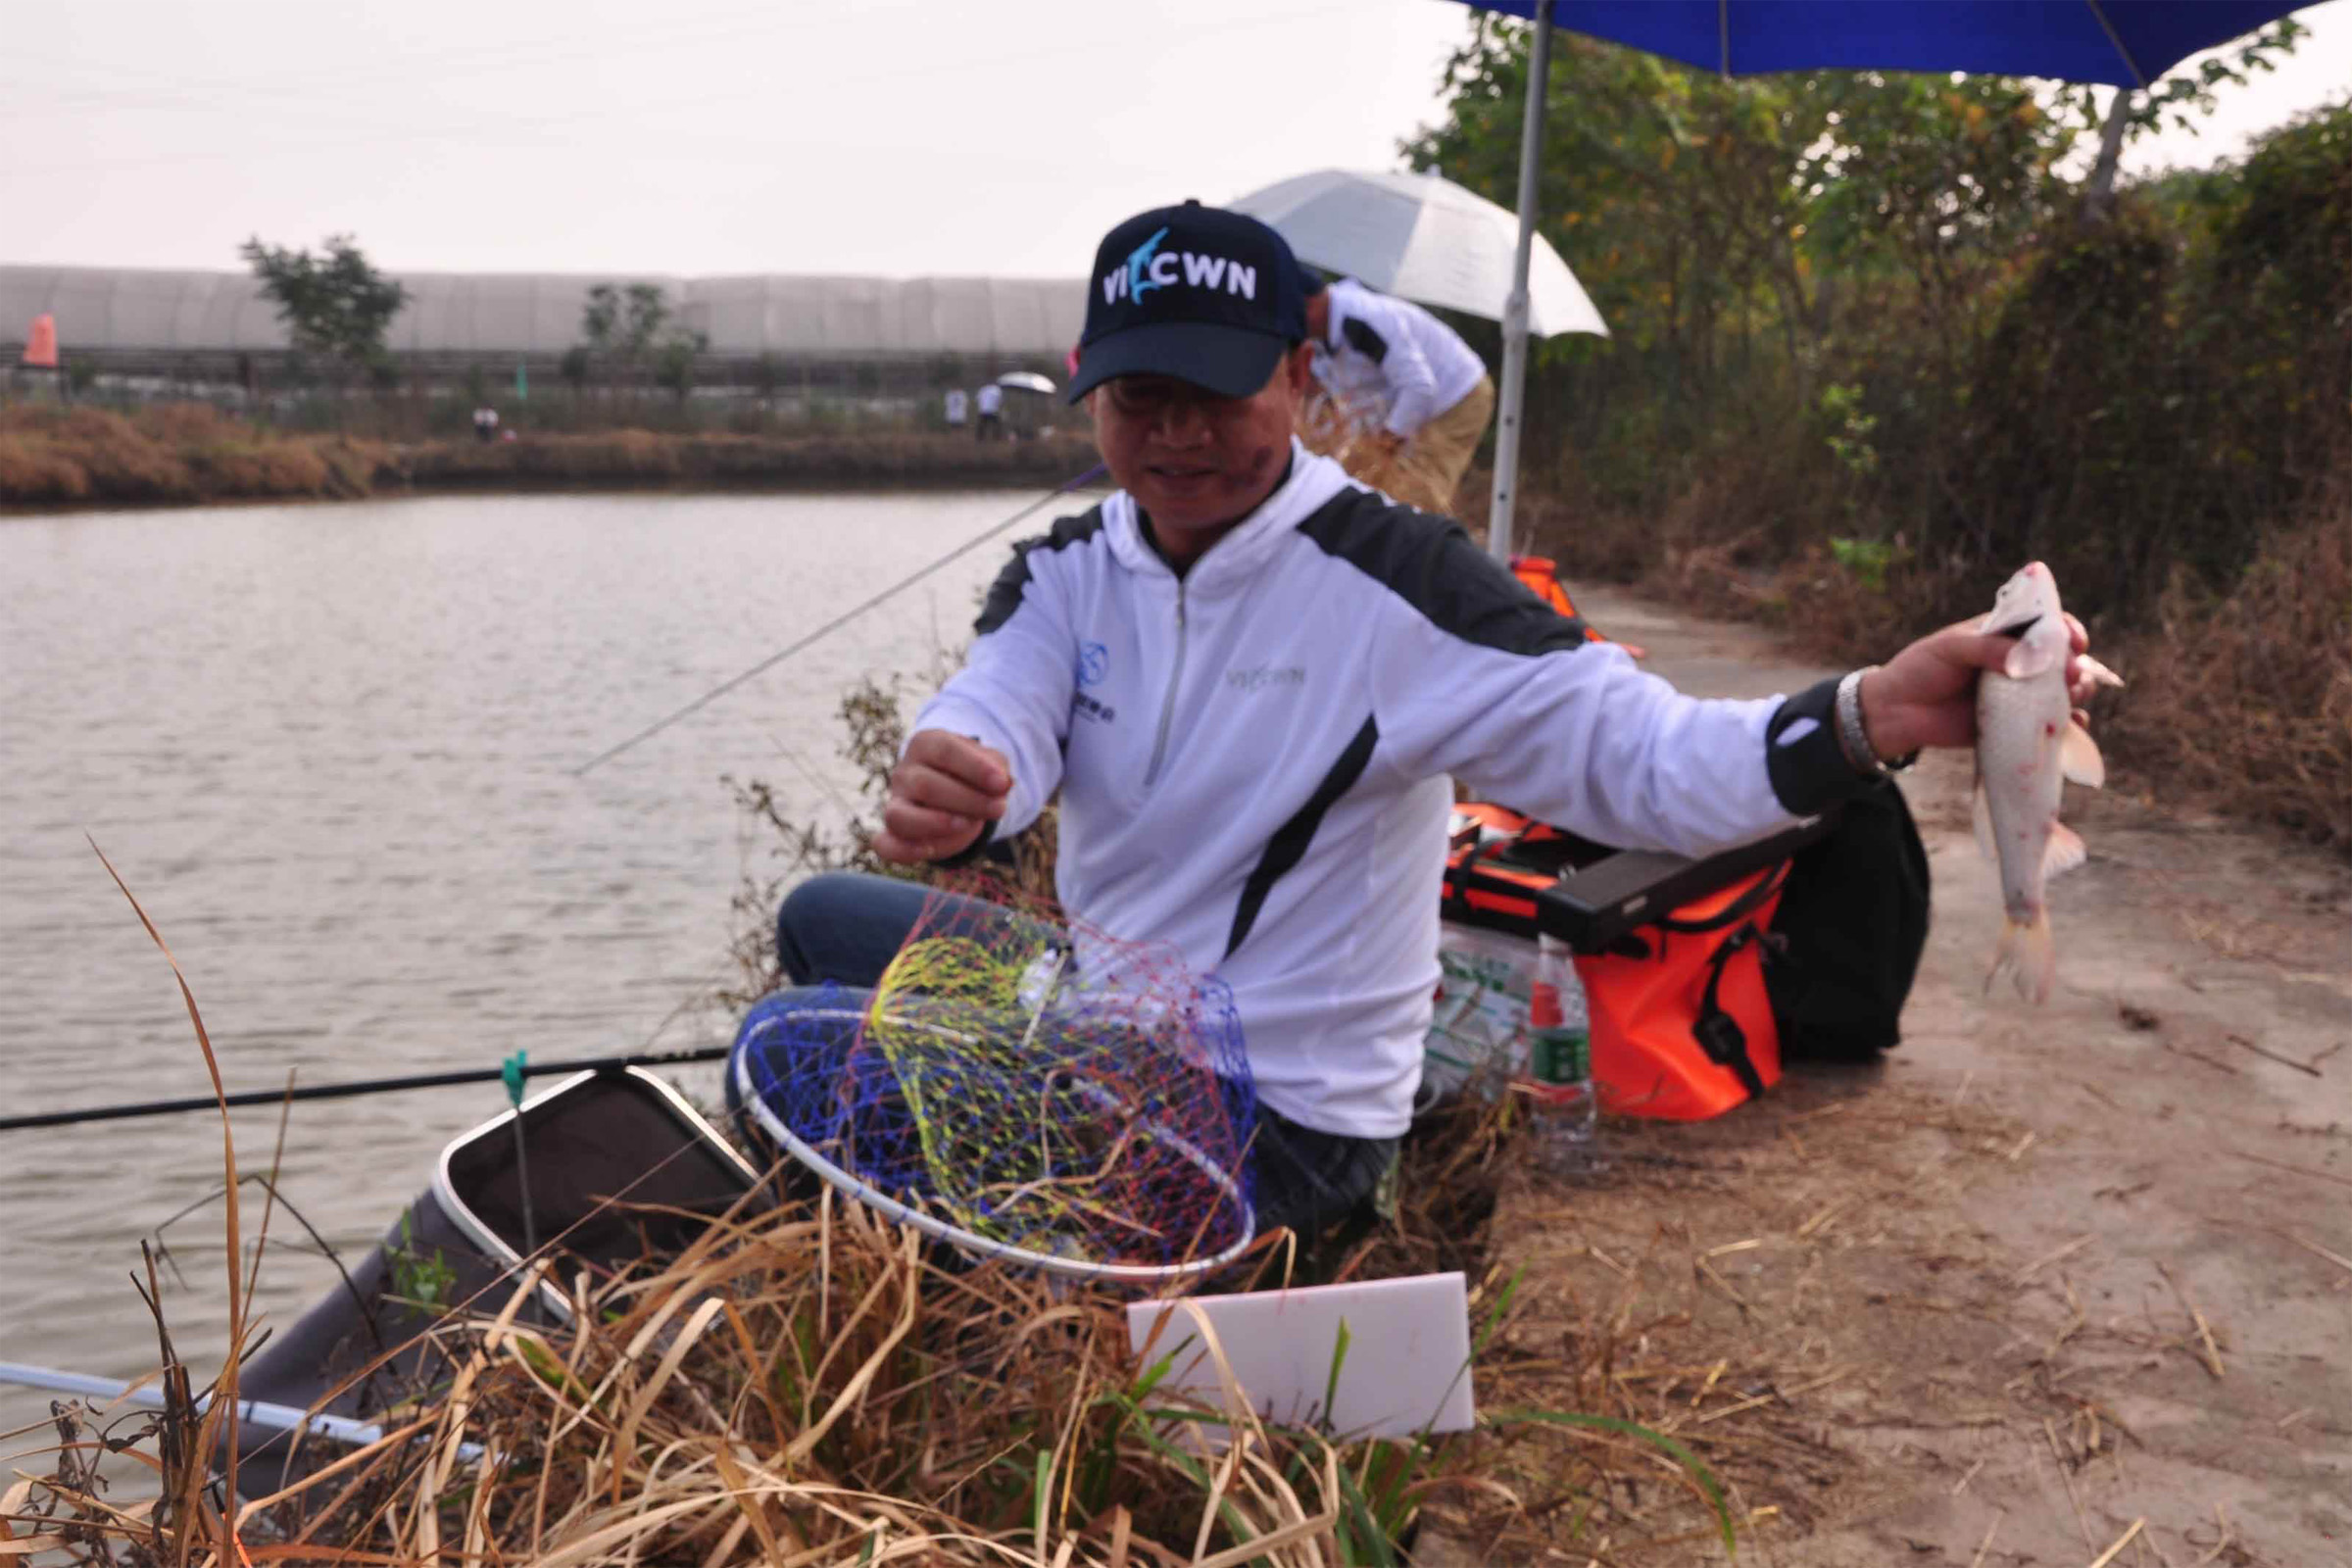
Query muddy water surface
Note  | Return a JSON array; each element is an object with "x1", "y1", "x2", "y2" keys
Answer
[{"x1": 0, "y1": 488, "x2": 1073, "y2": 1429}]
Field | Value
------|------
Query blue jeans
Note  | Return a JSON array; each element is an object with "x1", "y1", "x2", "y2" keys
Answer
[{"x1": 744, "y1": 871, "x2": 1396, "y2": 1247}]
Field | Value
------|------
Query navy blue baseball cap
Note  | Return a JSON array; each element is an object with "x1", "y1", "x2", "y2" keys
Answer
[{"x1": 1066, "y1": 200, "x2": 1309, "y2": 405}]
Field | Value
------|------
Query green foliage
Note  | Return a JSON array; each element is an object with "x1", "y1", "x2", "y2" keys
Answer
[
  {"x1": 240, "y1": 233, "x2": 410, "y2": 385},
  {"x1": 1407, "y1": 16, "x2": 2339, "y2": 628},
  {"x1": 655, "y1": 329, "x2": 710, "y2": 401},
  {"x1": 581, "y1": 282, "x2": 670, "y2": 360},
  {"x1": 578, "y1": 281, "x2": 707, "y2": 396},
  {"x1": 1816, "y1": 382, "x2": 1877, "y2": 479},
  {"x1": 387, "y1": 1211, "x2": 457, "y2": 1309},
  {"x1": 2111, "y1": 17, "x2": 2307, "y2": 140},
  {"x1": 1829, "y1": 536, "x2": 1900, "y2": 593}
]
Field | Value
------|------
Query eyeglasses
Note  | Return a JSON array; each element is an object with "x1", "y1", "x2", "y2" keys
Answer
[{"x1": 1101, "y1": 376, "x2": 1244, "y2": 421}]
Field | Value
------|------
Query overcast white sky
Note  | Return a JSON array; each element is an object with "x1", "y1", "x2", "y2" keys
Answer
[{"x1": 3, "y1": 1, "x2": 2345, "y2": 281}]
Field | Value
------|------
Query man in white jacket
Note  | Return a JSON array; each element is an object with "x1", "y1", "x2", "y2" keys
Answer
[
  {"x1": 1300, "y1": 272, "x2": 1494, "y2": 515},
  {"x1": 749, "y1": 201, "x2": 2100, "y2": 1246}
]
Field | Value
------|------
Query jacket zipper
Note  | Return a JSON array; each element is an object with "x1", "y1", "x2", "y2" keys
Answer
[{"x1": 1143, "y1": 583, "x2": 1188, "y2": 788}]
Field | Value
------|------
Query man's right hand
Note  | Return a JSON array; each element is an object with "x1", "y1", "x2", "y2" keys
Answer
[{"x1": 873, "y1": 730, "x2": 1012, "y2": 864}]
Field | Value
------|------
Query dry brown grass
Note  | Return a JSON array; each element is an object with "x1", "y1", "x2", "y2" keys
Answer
[
  {"x1": 2099, "y1": 467, "x2": 2352, "y2": 851},
  {"x1": 0, "y1": 403, "x2": 1101, "y2": 510},
  {"x1": 9, "y1": 1130, "x2": 1722, "y2": 1568},
  {"x1": 6, "y1": 861, "x2": 1734, "y2": 1568},
  {"x1": 0, "y1": 404, "x2": 392, "y2": 509}
]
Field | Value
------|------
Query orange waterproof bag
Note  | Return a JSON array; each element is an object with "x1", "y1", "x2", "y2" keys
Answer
[
  {"x1": 1441, "y1": 805, "x2": 1805, "y2": 1120},
  {"x1": 1573, "y1": 864, "x2": 1788, "y2": 1122}
]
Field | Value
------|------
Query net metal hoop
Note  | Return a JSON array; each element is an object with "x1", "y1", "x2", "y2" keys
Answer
[{"x1": 733, "y1": 1005, "x2": 1256, "y2": 1287}]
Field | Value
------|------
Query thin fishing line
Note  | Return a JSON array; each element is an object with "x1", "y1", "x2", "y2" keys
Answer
[
  {"x1": 573, "y1": 465, "x2": 1103, "y2": 777},
  {"x1": 0, "y1": 1046, "x2": 735, "y2": 1134}
]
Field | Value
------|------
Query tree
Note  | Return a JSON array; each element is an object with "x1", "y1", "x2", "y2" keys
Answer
[
  {"x1": 2081, "y1": 17, "x2": 2304, "y2": 218},
  {"x1": 1399, "y1": 14, "x2": 2305, "y2": 475},
  {"x1": 655, "y1": 329, "x2": 710, "y2": 403},
  {"x1": 578, "y1": 282, "x2": 705, "y2": 399},
  {"x1": 241, "y1": 234, "x2": 410, "y2": 391}
]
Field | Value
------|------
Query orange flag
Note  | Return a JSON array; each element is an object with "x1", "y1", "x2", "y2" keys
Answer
[{"x1": 21, "y1": 313, "x2": 58, "y2": 368}]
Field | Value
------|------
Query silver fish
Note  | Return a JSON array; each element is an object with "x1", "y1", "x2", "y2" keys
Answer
[{"x1": 1974, "y1": 563, "x2": 2119, "y2": 1004}]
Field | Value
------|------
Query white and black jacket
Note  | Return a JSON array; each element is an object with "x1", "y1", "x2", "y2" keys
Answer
[{"x1": 916, "y1": 444, "x2": 1866, "y2": 1140}]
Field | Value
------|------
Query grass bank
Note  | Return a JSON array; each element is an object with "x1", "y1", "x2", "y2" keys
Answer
[{"x1": 0, "y1": 403, "x2": 1099, "y2": 511}]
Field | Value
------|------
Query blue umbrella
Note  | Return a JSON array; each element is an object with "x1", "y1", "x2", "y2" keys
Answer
[
  {"x1": 1460, "y1": 2, "x2": 2308, "y2": 84},
  {"x1": 1457, "y1": 0, "x2": 2321, "y2": 559}
]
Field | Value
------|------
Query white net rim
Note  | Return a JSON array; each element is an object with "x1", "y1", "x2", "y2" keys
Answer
[{"x1": 732, "y1": 1004, "x2": 1257, "y2": 1287}]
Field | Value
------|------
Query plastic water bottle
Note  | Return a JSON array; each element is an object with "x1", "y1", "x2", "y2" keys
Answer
[{"x1": 1524, "y1": 935, "x2": 1597, "y2": 1173}]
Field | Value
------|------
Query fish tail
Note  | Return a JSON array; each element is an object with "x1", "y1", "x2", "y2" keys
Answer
[{"x1": 1985, "y1": 908, "x2": 2056, "y2": 1005}]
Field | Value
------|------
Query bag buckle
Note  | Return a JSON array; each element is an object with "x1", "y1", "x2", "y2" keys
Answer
[
  {"x1": 1693, "y1": 1007, "x2": 1748, "y2": 1071},
  {"x1": 1694, "y1": 924, "x2": 1770, "y2": 1099}
]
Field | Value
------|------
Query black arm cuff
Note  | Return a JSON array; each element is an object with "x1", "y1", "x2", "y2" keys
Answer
[{"x1": 1765, "y1": 675, "x2": 1874, "y2": 816}]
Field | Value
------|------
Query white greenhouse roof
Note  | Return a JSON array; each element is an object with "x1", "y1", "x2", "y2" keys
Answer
[{"x1": 0, "y1": 266, "x2": 1087, "y2": 358}]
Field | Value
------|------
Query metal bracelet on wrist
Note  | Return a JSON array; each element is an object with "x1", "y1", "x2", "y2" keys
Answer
[{"x1": 1836, "y1": 666, "x2": 1916, "y2": 777}]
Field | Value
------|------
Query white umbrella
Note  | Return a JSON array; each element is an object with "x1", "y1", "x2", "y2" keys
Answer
[
  {"x1": 995, "y1": 370, "x2": 1057, "y2": 395},
  {"x1": 1232, "y1": 165, "x2": 1605, "y2": 558},
  {"x1": 1229, "y1": 169, "x2": 1606, "y2": 339}
]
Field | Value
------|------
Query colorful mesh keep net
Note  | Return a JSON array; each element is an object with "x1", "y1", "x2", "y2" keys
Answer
[{"x1": 734, "y1": 885, "x2": 1255, "y2": 1272}]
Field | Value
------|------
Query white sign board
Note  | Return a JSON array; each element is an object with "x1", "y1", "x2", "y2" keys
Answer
[{"x1": 1125, "y1": 1272, "x2": 1476, "y2": 1441}]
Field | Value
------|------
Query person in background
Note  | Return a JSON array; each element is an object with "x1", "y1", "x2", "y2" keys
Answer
[
  {"x1": 944, "y1": 386, "x2": 971, "y2": 430},
  {"x1": 974, "y1": 380, "x2": 1005, "y2": 441},
  {"x1": 1300, "y1": 270, "x2": 1494, "y2": 516}
]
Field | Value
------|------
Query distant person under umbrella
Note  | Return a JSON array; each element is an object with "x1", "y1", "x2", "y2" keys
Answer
[
  {"x1": 974, "y1": 381, "x2": 1005, "y2": 441},
  {"x1": 1300, "y1": 272, "x2": 1494, "y2": 516}
]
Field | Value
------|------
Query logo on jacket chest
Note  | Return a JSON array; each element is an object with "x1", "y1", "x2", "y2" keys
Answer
[
  {"x1": 1225, "y1": 665, "x2": 1306, "y2": 694},
  {"x1": 1073, "y1": 639, "x2": 1118, "y2": 724}
]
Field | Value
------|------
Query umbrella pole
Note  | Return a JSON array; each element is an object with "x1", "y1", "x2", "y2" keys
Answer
[{"x1": 1488, "y1": 0, "x2": 1553, "y2": 564}]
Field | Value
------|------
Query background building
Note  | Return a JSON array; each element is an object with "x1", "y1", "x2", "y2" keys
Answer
[{"x1": 0, "y1": 266, "x2": 1085, "y2": 408}]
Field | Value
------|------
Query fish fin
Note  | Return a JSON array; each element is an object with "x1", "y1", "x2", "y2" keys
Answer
[
  {"x1": 2003, "y1": 635, "x2": 2064, "y2": 680},
  {"x1": 1985, "y1": 909, "x2": 2056, "y2": 1004},
  {"x1": 1972, "y1": 772, "x2": 1997, "y2": 864},
  {"x1": 2076, "y1": 653, "x2": 2126, "y2": 690},
  {"x1": 2042, "y1": 819, "x2": 2087, "y2": 881},
  {"x1": 2061, "y1": 721, "x2": 2106, "y2": 789}
]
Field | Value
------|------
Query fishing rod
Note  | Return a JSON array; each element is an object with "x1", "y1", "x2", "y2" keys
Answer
[
  {"x1": 0, "y1": 1360, "x2": 486, "y2": 1463},
  {"x1": 0, "y1": 1045, "x2": 727, "y2": 1134},
  {"x1": 574, "y1": 462, "x2": 1108, "y2": 776}
]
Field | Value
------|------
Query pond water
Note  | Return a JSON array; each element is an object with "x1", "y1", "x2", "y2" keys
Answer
[{"x1": 0, "y1": 487, "x2": 1081, "y2": 1431}]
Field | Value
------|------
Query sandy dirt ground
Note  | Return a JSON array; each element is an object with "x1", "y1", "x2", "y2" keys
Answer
[{"x1": 1452, "y1": 585, "x2": 2351, "y2": 1567}]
